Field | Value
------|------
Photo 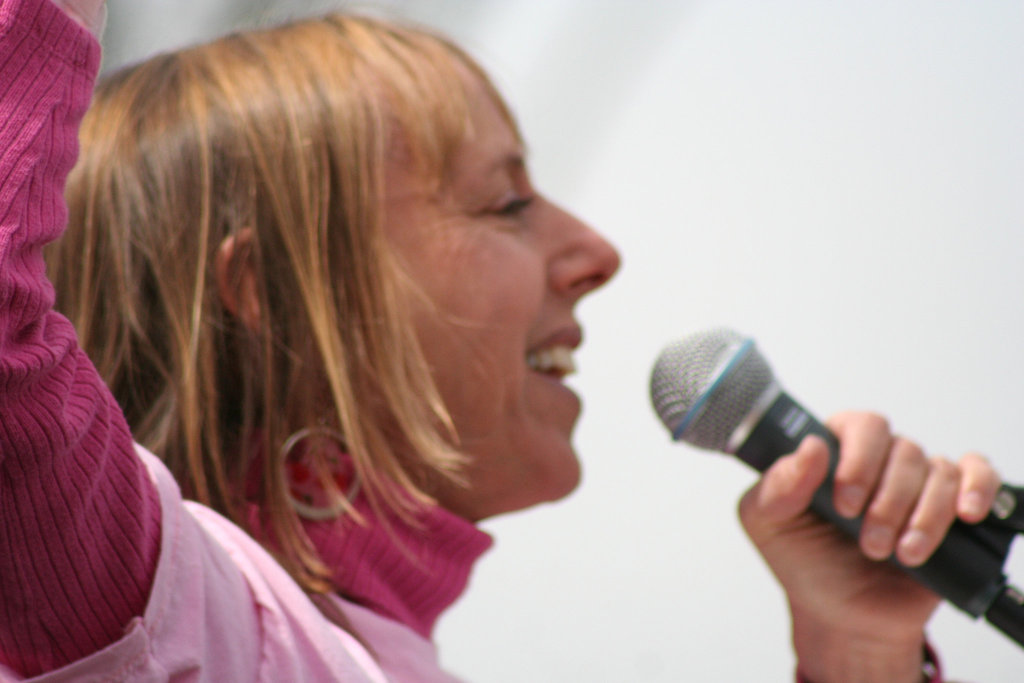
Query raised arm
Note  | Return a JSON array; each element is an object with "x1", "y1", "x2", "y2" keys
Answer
[{"x1": 0, "y1": 0, "x2": 160, "y2": 675}]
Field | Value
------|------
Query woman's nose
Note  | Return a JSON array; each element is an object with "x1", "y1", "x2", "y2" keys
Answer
[{"x1": 544, "y1": 200, "x2": 621, "y2": 301}]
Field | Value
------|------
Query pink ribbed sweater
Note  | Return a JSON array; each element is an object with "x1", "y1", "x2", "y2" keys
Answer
[
  {"x1": 0, "y1": 0, "x2": 160, "y2": 674},
  {"x1": 0, "y1": 0, "x2": 490, "y2": 678}
]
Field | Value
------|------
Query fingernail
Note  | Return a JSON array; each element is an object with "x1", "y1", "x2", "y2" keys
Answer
[
  {"x1": 862, "y1": 525, "x2": 894, "y2": 559},
  {"x1": 898, "y1": 529, "x2": 929, "y2": 566},
  {"x1": 837, "y1": 485, "x2": 865, "y2": 517},
  {"x1": 959, "y1": 492, "x2": 986, "y2": 519}
]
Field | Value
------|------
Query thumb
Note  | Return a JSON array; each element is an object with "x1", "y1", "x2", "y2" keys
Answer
[{"x1": 739, "y1": 435, "x2": 831, "y2": 535}]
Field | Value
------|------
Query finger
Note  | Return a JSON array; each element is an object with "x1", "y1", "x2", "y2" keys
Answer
[
  {"x1": 956, "y1": 452, "x2": 1001, "y2": 523},
  {"x1": 827, "y1": 412, "x2": 893, "y2": 518},
  {"x1": 54, "y1": 0, "x2": 107, "y2": 39},
  {"x1": 739, "y1": 435, "x2": 830, "y2": 535},
  {"x1": 858, "y1": 438, "x2": 930, "y2": 561},
  {"x1": 895, "y1": 457, "x2": 961, "y2": 566}
]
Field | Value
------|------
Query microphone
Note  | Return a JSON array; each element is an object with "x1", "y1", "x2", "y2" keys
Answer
[{"x1": 649, "y1": 328, "x2": 1024, "y2": 648}]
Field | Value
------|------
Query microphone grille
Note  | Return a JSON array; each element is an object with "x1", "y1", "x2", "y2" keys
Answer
[{"x1": 649, "y1": 328, "x2": 775, "y2": 451}]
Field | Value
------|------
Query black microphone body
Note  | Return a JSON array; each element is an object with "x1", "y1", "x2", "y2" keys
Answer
[
  {"x1": 650, "y1": 328, "x2": 1024, "y2": 648},
  {"x1": 741, "y1": 389, "x2": 1006, "y2": 617}
]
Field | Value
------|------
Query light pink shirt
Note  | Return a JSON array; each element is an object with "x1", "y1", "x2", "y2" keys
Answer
[
  {"x1": 5, "y1": 444, "x2": 396, "y2": 682},
  {"x1": 10, "y1": 444, "x2": 472, "y2": 682}
]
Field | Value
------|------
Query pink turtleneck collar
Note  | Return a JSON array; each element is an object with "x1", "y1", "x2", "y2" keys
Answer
[
  {"x1": 300, "y1": 495, "x2": 493, "y2": 639},
  {"x1": 244, "y1": 436, "x2": 492, "y2": 639}
]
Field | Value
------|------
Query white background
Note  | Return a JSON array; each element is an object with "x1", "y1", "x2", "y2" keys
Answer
[{"x1": 104, "y1": 1, "x2": 1024, "y2": 680}]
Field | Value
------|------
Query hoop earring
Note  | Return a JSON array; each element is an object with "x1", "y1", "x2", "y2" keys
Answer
[{"x1": 281, "y1": 426, "x2": 361, "y2": 521}]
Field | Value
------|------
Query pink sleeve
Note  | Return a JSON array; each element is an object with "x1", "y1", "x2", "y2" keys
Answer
[
  {"x1": 0, "y1": 0, "x2": 161, "y2": 676},
  {"x1": 795, "y1": 643, "x2": 942, "y2": 683}
]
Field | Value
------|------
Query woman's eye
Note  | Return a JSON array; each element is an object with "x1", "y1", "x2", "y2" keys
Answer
[{"x1": 496, "y1": 196, "x2": 534, "y2": 216}]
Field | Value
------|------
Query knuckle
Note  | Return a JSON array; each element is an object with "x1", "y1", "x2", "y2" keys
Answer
[
  {"x1": 860, "y1": 412, "x2": 891, "y2": 434},
  {"x1": 892, "y1": 438, "x2": 927, "y2": 467},
  {"x1": 929, "y1": 456, "x2": 960, "y2": 483},
  {"x1": 960, "y1": 451, "x2": 1001, "y2": 488},
  {"x1": 960, "y1": 451, "x2": 990, "y2": 467}
]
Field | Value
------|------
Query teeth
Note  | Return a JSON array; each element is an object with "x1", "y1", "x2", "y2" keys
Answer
[{"x1": 526, "y1": 346, "x2": 576, "y2": 377}]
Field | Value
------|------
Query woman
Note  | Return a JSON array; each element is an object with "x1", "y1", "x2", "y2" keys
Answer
[{"x1": 0, "y1": 0, "x2": 1000, "y2": 680}]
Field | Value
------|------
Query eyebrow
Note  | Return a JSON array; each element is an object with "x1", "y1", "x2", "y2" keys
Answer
[
  {"x1": 480, "y1": 151, "x2": 527, "y2": 180},
  {"x1": 451, "y1": 144, "x2": 530, "y2": 194},
  {"x1": 485, "y1": 147, "x2": 524, "y2": 168}
]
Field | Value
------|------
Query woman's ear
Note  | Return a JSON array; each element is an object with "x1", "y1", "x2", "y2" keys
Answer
[{"x1": 215, "y1": 228, "x2": 262, "y2": 330}]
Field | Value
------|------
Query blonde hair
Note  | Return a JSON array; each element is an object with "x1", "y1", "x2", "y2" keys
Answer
[{"x1": 51, "y1": 13, "x2": 514, "y2": 593}]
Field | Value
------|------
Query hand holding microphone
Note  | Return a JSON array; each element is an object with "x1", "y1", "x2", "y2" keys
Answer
[{"x1": 650, "y1": 329, "x2": 1024, "y2": 675}]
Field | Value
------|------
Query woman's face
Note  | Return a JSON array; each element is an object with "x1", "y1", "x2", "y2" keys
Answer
[{"x1": 384, "y1": 74, "x2": 620, "y2": 521}]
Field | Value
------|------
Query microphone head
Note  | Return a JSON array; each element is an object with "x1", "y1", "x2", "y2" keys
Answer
[{"x1": 649, "y1": 328, "x2": 775, "y2": 451}]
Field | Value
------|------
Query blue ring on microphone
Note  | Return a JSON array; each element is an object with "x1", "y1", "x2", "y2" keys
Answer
[{"x1": 672, "y1": 337, "x2": 755, "y2": 441}]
